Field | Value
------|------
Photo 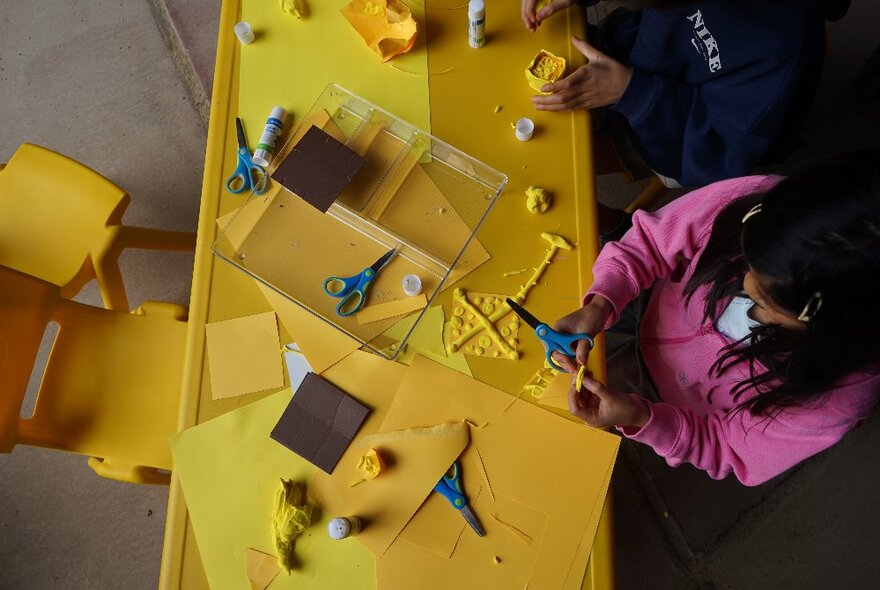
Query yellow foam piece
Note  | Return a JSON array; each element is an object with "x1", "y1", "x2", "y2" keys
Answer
[
  {"x1": 205, "y1": 311, "x2": 284, "y2": 399},
  {"x1": 356, "y1": 293, "x2": 426, "y2": 324},
  {"x1": 375, "y1": 356, "x2": 619, "y2": 590},
  {"x1": 575, "y1": 364, "x2": 586, "y2": 392},
  {"x1": 244, "y1": 548, "x2": 280, "y2": 590},
  {"x1": 168, "y1": 351, "x2": 407, "y2": 590}
]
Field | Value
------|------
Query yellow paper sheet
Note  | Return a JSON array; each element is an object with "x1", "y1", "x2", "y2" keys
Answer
[
  {"x1": 537, "y1": 371, "x2": 572, "y2": 411},
  {"x1": 239, "y1": 0, "x2": 431, "y2": 155},
  {"x1": 379, "y1": 491, "x2": 550, "y2": 590},
  {"x1": 245, "y1": 548, "x2": 280, "y2": 590},
  {"x1": 309, "y1": 421, "x2": 469, "y2": 557},
  {"x1": 377, "y1": 306, "x2": 473, "y2": 377},
  {"x1": 168, "y1": 351, "x2": 407, "y2": 590},
  {"x1": 375, "y1": 357, "x2": 620, "y2": 590},
  {"x1": 259, "y1": 284, "x2": 362, "y2": 374},
  {"x1": 357, "y1": 293, "x2": 426, "y2": 324},
  {"x1": 205, "y1": 311, "x2": 284, "y2": 399}
]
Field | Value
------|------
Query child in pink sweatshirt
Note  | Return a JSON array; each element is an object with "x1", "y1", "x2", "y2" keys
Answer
[{"x1": 552, "y1": 153, "x2": 880, "y2": 485}]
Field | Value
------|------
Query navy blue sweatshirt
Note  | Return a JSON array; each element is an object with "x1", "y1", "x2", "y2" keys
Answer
[{"x1": 599, "y1": 0, "x2": 848, "y2": 186}]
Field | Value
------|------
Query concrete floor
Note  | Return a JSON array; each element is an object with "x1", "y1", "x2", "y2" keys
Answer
[{"x1": 1, "y1": 1, "x2": 878, "y2": 589}]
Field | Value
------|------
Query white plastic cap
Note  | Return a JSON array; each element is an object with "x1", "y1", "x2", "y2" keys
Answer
[
  {"x1": 328, "y1": 518, "x2": 351, "y2": 540},
  {"x1": 269, "y1": 106, "x2": 287, "y2": 123},
  {"x1": 515, "y1": 118, "x2": 535, "y2": 142},
  {"x1": 469, "y1": 0, "x2": 485, "y2": 13},
  {"x1": 234, "y1": 21, "x2": 255, "y2": 45},
  {"x1": 402, "y1": 274, "x2": 423, "y2": 297}
]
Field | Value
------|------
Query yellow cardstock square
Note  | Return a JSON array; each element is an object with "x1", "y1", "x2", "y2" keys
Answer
[{"x1": 205, "y1": 311, "x2": 284, "y2": 399}]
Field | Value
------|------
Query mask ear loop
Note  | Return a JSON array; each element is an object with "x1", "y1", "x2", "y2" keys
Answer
[
  {"x1": 797, "y1": 292, "x2": 823, "y2": 322},
  {"x1": 742, "y1": 203, "x2": 763, "y2": 223}
]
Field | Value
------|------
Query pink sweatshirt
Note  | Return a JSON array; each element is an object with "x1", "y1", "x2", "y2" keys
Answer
[{"x1": 588, "y1": 176, "x2": 880, "y2": 486}]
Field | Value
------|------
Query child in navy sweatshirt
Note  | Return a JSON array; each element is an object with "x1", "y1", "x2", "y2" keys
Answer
[{"x1": 522, "y1": 0, "x2": 850, "y2": 231}]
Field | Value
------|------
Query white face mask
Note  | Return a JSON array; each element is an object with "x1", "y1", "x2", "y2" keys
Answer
[{"x1": 716, "y1": 295, "x2": 762, "y2": 342}]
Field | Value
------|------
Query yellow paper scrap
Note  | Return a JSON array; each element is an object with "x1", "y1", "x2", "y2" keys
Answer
[
  {"x1": 244, "y1": 548, "x2": 280, "y2": 590},
  {"x1": 205, "y1": 312, "x2": 284, "y2": 400},
  {"x1": 272, "y1": 479, "x2": 313, "y2": 574},
  {"x1": 357, "y1": 293, "x2": 426, "y2": 324},
  {"x1": 340, "y1": 0, "x2": 418, "y2": 62},
  {"x1": 491, "y1": 513, "x2": 534, "y2": 545},
  {"x1": 538, "y1": 372, "x2": 572, "y2": 411},
  {"x1": 309, "y1": 421, "x2": 470, "y2": 557}
]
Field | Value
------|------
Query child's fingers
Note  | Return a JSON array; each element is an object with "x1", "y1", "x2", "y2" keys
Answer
[
  {"x1": 575, "y1": 338, "x2": 591, "y2": 366},
  {"x1": 551, "y1": 350, "x2": 577, "y2": 373},
  {"x1": 580, "y1": 375, "x2": 609, "y2": 399}
]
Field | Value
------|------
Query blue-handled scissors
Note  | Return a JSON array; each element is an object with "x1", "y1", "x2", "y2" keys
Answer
[
  {"x1": 323, "y1": 248, "x2": 397, "y2": 317},
  {"x1": 225, "y1": 117, "x2": 267, "y2": 195},
  {"x1": 506, "y1": 298, "x2": 594, "y2": 372},
  {"x1": 434, "y1": 460, "x2": 485, "y2": 537}
]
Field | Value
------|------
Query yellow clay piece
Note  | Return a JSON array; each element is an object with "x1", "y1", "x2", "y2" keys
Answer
[
  {"x1": 280, "y1": 0, "x2": 307, "y2": 18},
  {"x1": 479, "y1": 336, "x2": 492, "y2": 348},
  {"x1": 525, "y1": 50, "x2": 567, "y2": 94},
  {"x1": 474, "y1": 296, "x2": 483, "y2": 305},
  {"x1": 503, "y1": 268, "x2": 527, "y2": 278},
  {"x1": 272, "y1": 479, "x2": 313, "y2": 574},
  {"x1": 454, "y1": 306, "x2": 465, "y2": 316},
  {"x1": 493, "y1": 556, "x2": 502, "y2": 565},
  {"x1": 363, "y1": 0, "x2": 385, "y2": 16},
  {"x1": 575, "y1": 365, "x2": 586, "y2": 392},
  {"x1": 463, "y1": 323, "x2": 473, "y2": 331},
  {"x1": 357, "y1": 448, "x2": 385, "y2": 479},
  {"x1": 474, "y1": 346, "x2": 485, "y2": 355},
  {"x1": 525, "y1": 186, "x2": 551, "y2": 214},
  {"x1": 494, "y1": 105, "x2": 502, "y2": 114},
  {"x1": 451, "y1": 316, "x2": 463, "y2": 329},
  {"x1": 540, "y1": 232, "x2": 574, "y2": 250},
  {"x1": 493, "y1": 351, "x2": 501, "y2": 358},
  {"x1": 452, "y1": 329, "x2": 461, "y2": 337},
  {"x1": 483, "y1": 302, "x2": 495, "y2": 315}
]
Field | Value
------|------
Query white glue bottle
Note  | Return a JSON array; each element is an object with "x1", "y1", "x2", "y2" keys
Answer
[
  {"x1": 468, "y1": 0, "x2": 485, "y2": 49},
  {"x1": 251, "y1": 106, "x2": 287, "y2": 167}
]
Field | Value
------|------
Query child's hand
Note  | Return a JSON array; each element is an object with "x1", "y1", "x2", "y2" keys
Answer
[
  {"x1": 533, "y1": 36, "x2": 632, "y2": 111},
  {"x1": 551, "y1": 295, "x2": 613, "y2": 370},
  {"x1": 569, "y1": 374, "x2": 650, "y2": 429},
  {"x1": 521, "y1": 0, "x2": 577, "y2": 32}
]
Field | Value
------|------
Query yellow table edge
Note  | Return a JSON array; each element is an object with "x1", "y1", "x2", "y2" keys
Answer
[{"x1": 158, "y1": 1, "x2": 615, "y2": 587}]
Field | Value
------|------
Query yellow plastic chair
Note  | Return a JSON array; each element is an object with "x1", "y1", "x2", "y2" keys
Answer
[
  {"x1": 0, "y1": 265, "x2": 186, "y2": 484},
  {"x1": 0, "y1": 143, "x2": 196, "y2": 311}
]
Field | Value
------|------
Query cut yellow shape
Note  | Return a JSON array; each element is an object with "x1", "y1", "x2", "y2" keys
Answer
[
  {"x1": 356, "y1": 293, "x2": 426, "y2": 324},
  {"x1": 244, "y1": 548, "x2": 280, "y2": 590}
]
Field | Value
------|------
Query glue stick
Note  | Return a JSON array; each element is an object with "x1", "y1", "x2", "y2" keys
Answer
[
  {"x1": 251, "y1": 107, "x2": 287, "y2": 167},
  {"x1": 468, "y1": 0, "x2": 485, "y2": 49}
]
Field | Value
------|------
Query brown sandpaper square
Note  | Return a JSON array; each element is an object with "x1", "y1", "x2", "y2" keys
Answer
[
  {"x1": 270, "y1": 372, "x2": 371, "y2": 473},
  {"x1": 271, "y1": 125, "x2": 365, "y2": 213}
]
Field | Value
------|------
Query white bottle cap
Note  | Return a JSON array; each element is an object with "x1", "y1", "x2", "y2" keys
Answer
[
  {"x1": 515, "y1": 118, "x2": 535, "y2": 142},
  {"x1": 469, "y1": 0, "x2": 485, "y2": 14},
  {"x1": 234, "y1": 21, "x2": 255, "y2": 45},
  {"x1": 402, "y1": 274, "x2": 422, "y2": 297},
  {"x1": 328, "y1": 518, "x2": 351, "y2": 540}
]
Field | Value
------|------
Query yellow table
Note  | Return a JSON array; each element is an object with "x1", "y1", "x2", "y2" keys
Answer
[{"x1": 159, "y1": 0, "x2": 614, "y2": 587}]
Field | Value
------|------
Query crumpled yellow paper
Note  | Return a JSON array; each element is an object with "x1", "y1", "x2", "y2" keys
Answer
[{"x1": 341, "y1": 0, "x2": 418, "y2": 62}]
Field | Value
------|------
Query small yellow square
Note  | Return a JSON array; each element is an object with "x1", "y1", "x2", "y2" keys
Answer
[{"x1": 206, "y1": 311, "x2": 284, "y2": 399}]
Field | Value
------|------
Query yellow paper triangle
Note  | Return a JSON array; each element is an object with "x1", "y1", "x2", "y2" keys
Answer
[{"x1": 244, "y1": 548, "x2": 280, "y2": 590}]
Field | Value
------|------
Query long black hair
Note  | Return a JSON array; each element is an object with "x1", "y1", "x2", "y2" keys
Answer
[{"x1": 683, "y1": 152, "x2": 880, "y2": 415}]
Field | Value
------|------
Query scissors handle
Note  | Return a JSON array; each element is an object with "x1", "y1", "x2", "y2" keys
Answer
[
  {"x1": 535, "y1": 324, "x2": 594, "y2": 371},
  {"x1": 433, "y1": 461, "x2": 466, "y2": 509},
  {"x1": 323, "y1": 269, "x2": 375, "y2": 317},
  {"x1": 226, "y1": 148, "x2": 267, "y2": 195}
]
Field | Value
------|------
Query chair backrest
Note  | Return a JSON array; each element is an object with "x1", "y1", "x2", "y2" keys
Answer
[
  {"x1": 0, "y1": 266, "x2": 60, "y2": 451},
  {"x1": 0, "y1": 143, "x2": 130, "y2": 287},
  {"x1": 0, "y1": 265, "x2": 185, "y2": 480}
]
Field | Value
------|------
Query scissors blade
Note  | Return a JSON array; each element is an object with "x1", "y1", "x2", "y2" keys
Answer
[
  {"x1": 235, "y1": 117, "x2": 248, "y2": 150},
  {"x1": 459, "y1": 505, "x2": 486, "y2": 537},
  {"x1": 369, "y1": 248, "x2": 397, "y2": 274},
  {"x1": 505, "y1": 298, "x2": 542, "y2": 331}
]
